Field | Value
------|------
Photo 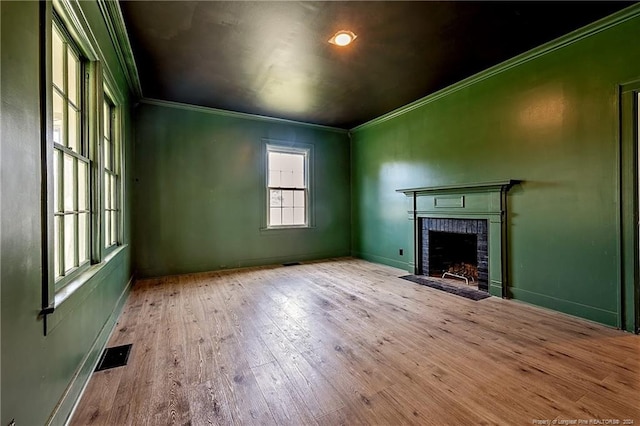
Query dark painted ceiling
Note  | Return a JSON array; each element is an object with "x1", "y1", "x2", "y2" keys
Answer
[{"x1": 120, "y1": 1, "x2": 633, "y2": 129}]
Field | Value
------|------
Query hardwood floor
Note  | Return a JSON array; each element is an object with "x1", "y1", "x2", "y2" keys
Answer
[{"x1": 71, "y1": 258, "x2": 640, "y2": 425}]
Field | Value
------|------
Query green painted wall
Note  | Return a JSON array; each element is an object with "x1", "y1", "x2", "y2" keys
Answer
[
  {"x1": 2, "y1": 2, "x2": 637, "y2": 423},
  {"x1": 133, "y1": 102, "x2": 351, "y2": 277},
  {"x1": 351, "y1": 12, "x2": 640, "y2": 327},
  {"x1": 1, "y1": 1, "x2": 134, "y2": 424}
]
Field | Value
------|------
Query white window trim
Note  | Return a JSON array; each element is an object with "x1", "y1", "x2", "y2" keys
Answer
[{"x1": 263, "y1": 141, "x2": 314, "y2": 230}]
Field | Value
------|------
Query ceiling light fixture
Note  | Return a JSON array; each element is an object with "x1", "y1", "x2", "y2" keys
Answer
[{"x1": 329, "y1": 30, "x2": 357, "y2": 47}]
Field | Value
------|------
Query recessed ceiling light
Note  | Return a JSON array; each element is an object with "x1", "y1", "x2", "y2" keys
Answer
[{"x1": 329, "y1": 30, "x2": 357, "y2": 47}]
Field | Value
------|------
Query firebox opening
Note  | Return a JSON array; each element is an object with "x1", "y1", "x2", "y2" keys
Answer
[
  {"x1": 428, "y1": 231, "x2": 478, "y2": 283},
  {"x1": 420, "y1": 218, "x2": 489, "y2": 292}
]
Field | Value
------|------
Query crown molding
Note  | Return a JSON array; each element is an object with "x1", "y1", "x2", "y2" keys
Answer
[
  {"x1": 97, "y1": 0, "x2": 142, "y2": 98},
  {"x1": 139, "y1": 98, "x2": 349, "y2": 134},
  {"x1": 351, "y1": 3, "x2": 640, "y2": 133}
]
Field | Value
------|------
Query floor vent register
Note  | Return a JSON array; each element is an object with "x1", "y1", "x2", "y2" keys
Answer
[{"x1": 95, "y1": 344, "x2": 132, "y2": 372}]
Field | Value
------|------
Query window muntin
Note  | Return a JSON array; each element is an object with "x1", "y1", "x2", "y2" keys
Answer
[
  {"x1": 44, "y1": 6, "x2": 128, "y2": 315},
  {"x1": 52, "y1": 21, "x2": 90, "y2": 287},
  {"x1": 103, "y1": 98, "x2": 119, "y2": 248},
  {"x1": 267, "y1": 147, "x2": 308, "y2": 227}
]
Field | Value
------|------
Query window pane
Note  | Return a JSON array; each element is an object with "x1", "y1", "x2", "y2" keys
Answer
[
  {"x1": 105, "y1": 211, "x2": 110, "y2": 247},
  {"x1": 269, "y1": 189, "x2": 281, "y2": 207},
  {"x1": 282, "y1": 207, "x2": 294, "y2": 225},
  {"x1": 63, "y1": 154, "x2": 74, "y2": 211},
  {"x1": 104, "y1": 173, "x2": 110, "y2": 209},
  {"x1": 268, "y1": 152, "x2": 282, "y2": 171},
  {"x1": 293, "y1": 190, "x2": 305, "y2": 208},
  {"x1": 281, "y1": 170, "x2": 294, "y2": 187},
  {"x1": 64, "y1": 214, "x2": 75, "y2": 272},
  {"x1": 293, "y1": 154, "x2": 304, "y2": 172},
  {"x1": 78, "y1": 161, "x2": 87, "y2": 210},
  {"x1": 293, "y1": 207, "x2": 305, "y2": 225},
  {"x1": 53, "y1": 92, "x2": 64, "y2": 145},
  {"x1": 268, "y1": 152, "x2": 277, "y2": 186},
  {"x1": 292, "y1": 154, "x2": 305, "y2": 187},
  {"x1": 67, "y1": 50, "x2": 79, "y2": 106},
  {"x1": 104, "y1": 102, "x2": 111, "y2": 138},
  {"x1": 269, "y1": 208, "x2": 281, "y2": 226},
  {"x1": 112, "y1": 140, "x2": 117, "y2": 172},
  {"x1": 54, "y1": 216, "x2": 61, "y2": 279},
  {"x1": 280, "y1": 153, "x2": 300, "y2": 172},
  {"x1": 292, "y1": 171, "x2": 304, "y2": 188},
  {"x1": 68, "y1": 106, "x2": 78, "y2": 152},
  {"x1": 78, "y1": 212, "x2": 88, "y2": 263},
  {"x1": 110, "y1": 175, "x2": 116, "y2": 210},
  {"x1": 103, "y1": 172, "x2": 109, "y2": 209},
  {"x1": 268, "y1": 170, "x2": 280, "y2": 187},
  {"x1": 104, "y1": 139, "x2": 111, "y2": 170},
  {"x1": 53, "y1": 149, "x2": 60, "y2": 212},
  {"x1": 52, "y1": 28, "x2": 64, "y2": 90},
  {"x1": 282, "y1": 190, "x2": 293, "y2": 207},
  {"x1": 111, "y1": 210, "x2": 117, "y2": 244}
]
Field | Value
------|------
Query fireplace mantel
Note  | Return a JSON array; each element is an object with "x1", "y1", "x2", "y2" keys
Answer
[
  {"x1": 397, "y1": 180, "x2": 520, "y2": 298},
  {"x1": 396, "y1": 179, "x2": 519, "y2": 196}
]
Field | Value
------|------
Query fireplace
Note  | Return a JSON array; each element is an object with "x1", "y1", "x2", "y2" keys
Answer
[
  {"x1": 397, "y1": 180, "x2": 519, "y2": 297},
  {"x1": 420, "y1": 218, "x2": 489, "y2": 291}
]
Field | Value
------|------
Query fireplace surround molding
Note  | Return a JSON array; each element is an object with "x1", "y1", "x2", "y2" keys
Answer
[{"x1": 397, "y1": 180, "x2": 519, "y2": 298}]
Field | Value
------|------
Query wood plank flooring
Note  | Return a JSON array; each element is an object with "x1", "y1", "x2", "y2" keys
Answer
[{"x1": 71, "y1": 258, "x2": 640, "y2": 425}]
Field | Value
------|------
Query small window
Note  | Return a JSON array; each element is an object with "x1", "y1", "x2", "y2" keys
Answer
[
  {"x1": 52, "y1": 20, "x2": 90, "y2": 288},
  {"x1": 267, "y1": 146, "x2": 308, "y2": 227},
  {"x1": 103, "y1": 97, "x2": 120, "y2": 249}
]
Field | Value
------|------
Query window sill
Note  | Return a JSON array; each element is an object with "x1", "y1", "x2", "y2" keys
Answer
[
  {"x1": 260, "y1": 225, "x2": 315, "y2": 234},
  {"x1": 54, "y1": 244, "x2": 128, "y2": 308},
  {"x1": 44, "y1": 244, "x2": 129, "y2": 335}
]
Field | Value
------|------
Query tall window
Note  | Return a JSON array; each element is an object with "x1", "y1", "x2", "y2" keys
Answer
[
  {"x1": 267, "y1": 146, "x2": 308, "y2": 227},
  {"x1": 52, "y1": 20, "x2": 90, "y2": 286},
  {"x1": 103, "y1": 98, "x2": 119, "y2": 248}
]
